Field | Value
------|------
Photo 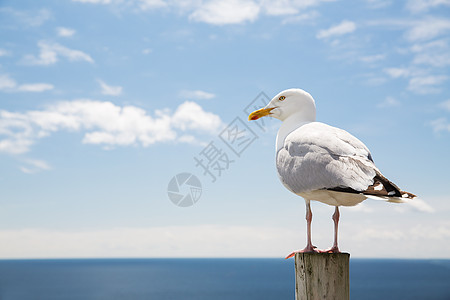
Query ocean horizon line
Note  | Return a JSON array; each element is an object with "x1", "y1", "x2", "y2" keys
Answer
[{"x1": 1, "y1": 256, "x2": 449, "y2": 261}]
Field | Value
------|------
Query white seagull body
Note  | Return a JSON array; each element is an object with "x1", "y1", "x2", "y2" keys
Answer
[{"x1": 248, "y1": 88, "x2": 415, "y2": 258}]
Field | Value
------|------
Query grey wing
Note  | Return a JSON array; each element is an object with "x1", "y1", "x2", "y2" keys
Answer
[{"x1": 276, "y1": 122, "x2": 378, "y2": 194}]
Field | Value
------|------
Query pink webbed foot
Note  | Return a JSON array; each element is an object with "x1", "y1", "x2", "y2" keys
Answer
[
  {"x1": 319, "y1": 246, "x2": 340, "y2": 254},
  {"x1": 285, "y1": 245, "x2": 320, "y2": 259}
]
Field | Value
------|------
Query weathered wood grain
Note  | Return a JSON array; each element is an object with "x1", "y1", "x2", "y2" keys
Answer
[{"x1": 295, "y1": 253, "x2": 350, "y2": 300}]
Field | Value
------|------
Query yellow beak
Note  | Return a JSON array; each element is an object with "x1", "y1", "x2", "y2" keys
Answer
[{"x1": 248, "y1": 107, "x2": 275, "y2": 121}]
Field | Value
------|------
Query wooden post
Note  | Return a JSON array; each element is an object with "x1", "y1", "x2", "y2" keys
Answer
[{"x1": 295, "y1": 253, "x2": 350, "y2": 300}]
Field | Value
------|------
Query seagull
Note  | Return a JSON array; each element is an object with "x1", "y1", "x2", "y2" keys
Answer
[{"x1": 248, "y1": 88, "x2": 416, "y2": 259}]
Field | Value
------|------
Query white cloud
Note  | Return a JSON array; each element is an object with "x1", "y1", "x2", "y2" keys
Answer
[
  {"x1": 370, "y1": 19, "x2": 450, "y2": 94},
  {"x1": 137, "y1": 0, "x2": 168, "y2": 10},
  {"x1": 408, "y1": 75, "x2": 447, "y2": 94},
  {"x1": 142, "y1": 48, "x2": 152, "y2": 55},
  {"x1": 405, "y1": 17, "x2": 450, "y2": 42},
  {"x1": 179, "y1": 89, "x2": 215, "y2": 100},
  {"x1": 0, "y1": 225, "x2": 297, "y2": 258},
  {"x1": 430, "y1": 118, "x2": 450, "y2": 133},
  {"x1": 411, "y1": 39, "x2": 450, "y2": 67},
  {"x1": 316, "y1": 20, "x2": 356, "y2": 39},
  {"x1": 353, "y1": 227, "x2": 406, "y2": 241},
  {"x1": 384, "y1": 67, "x2": 447, "y2": 94},
  {"x1": 1, "y1": 220, "x2": 450, "y2": 258},
  {"x1": 72, "y1": 0, "x2": 112, "y2": 3},
  {"x1": 17, "y1": 83, "x2": 54, "y2": 92},
  {"x1": 341, "y1": 220, "x2": 450, "y2": 258},
  {"x1": 366, "y1": 0, "x2": 392, "y2": 8},
  {"x1": 367, "y1": 18, "x2": 450, "y2": 43},
  {"x1": 189, "y1": 0, "x2": 260, "y2": 25},
  {"x1": 23, "y1": 41, "x2": 94, "y2": 66},
  {"x1": 98, "y1": 79, "x2": 123, "y2": 96},
  {"x1": 406, "y1": 0, "x2": 450, "y2": 13},
  {"x1": 384, "y1": 67, "x2": 413, "y2": 78},
  {"x1": 0, "y1": 49, "x2": 10, "y2": 57},
  {"x1": 0, "y1": 7, "x2": 51, "y2": 27},
  {"x1": 69, "y1": 0, "x2": 336, "y2": 25},
  {"x1": 260, "y1": 0, "x2": 334, "y2": 16},
  {"x1": 361, "y1": 73, "x2": 387, "y2": 86},
  {"x1": 0, "y1": 74, "x2": 17, "y2": 90},
  {"x1": 0, "y1": 74, "x2": 54, "y2": 93},
  {"x1": 359, "y1": 54, "x2": 386, "y2": 63},
  {"x1": 56, "y1": 27, "x2": 76, "y2": 37},
  {"x1": 439, "y1": 99, "x2": 450, "y2": 112},
  {"x1": 377, "y1": 96, "x2": 401, "y2": 108},
  {"x1": 19, "y1": 159, "x2": 51, "y2": 174},
  {"x1": 0, "y1": 99, "x2": 223, "y2": 154},
  {"x1": 401, "y1": 198, "x2": 435, "y2": 213},
  {"x1": 260, "y1": 0, "x2": 299, "y2": 16},
  {"x1": 172, "y1": 101, "x2": 222, "y2": 133},
  {"x1": 346, "y1": 202, "x2": 374, "y2": 212},
  {"x1": 281, "y1": 11, "x2": 320, "y2": 25}
]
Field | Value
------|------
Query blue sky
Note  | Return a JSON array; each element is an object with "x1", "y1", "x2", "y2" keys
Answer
[{"x1": 0, "y1": 0, "x2": 449, "y2": 259}]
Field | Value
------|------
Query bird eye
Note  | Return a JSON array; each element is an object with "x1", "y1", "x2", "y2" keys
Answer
[{"x1": 279, "y1": 96, "x2": 286, "y2": 101}]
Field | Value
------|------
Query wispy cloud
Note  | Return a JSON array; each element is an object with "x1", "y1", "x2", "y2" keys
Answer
[
  {"x1": 0, "y1": 74, "x2": 54, "y2": 93},
  {"x1": 0, "y1": 225, "x2": 297, "y2": 258},
  {"x1": 384, "y1": 67, "x2": 413, "y2": 78},
  {"x1": 384, "y1": 67, "x2": 448, "y2": 94},
  {"x1": 98, "y1": 79, "x2": 122, "y2": 96},
  {"x1": 0, "y1": 7, "x2": 51, "y2": 27},
  {"x1": 70, "y1": 0, "x2": 336, "y2": 25},
  {"x1": 405, "y1": 17, "x2": 450, "y2": 41},
  {"x1": 23, "y1": 41, "x2": 94, "y2": 66},
  {"x1": 137, "y1": 0, "x2": 168, "y2": 10},
  {"x1": 0, "y1": 220, "x2": 449, "y2": 258},
  {"x1": 316, "y1": 20, "x2": 356, "y2": 39},
  {"x1": 359, "y1": 54, "x2": 386, "y2": 63},
  {"x1": 72, "y1": 0, "x2": 112, "y2": 4},
  {"x1": 0, "y1": 74, "x2": 17, "y2": 90},
  {"x1": 19, "y1": 159, "x2": 51, "y2": 174},
  {"x1": 189, "y1": 0, "x2": 260, "y2": 25},
  {"x1": 0, "y1": 100, "x2": 224, "y2": 154},
  {"x1": 396, "y1": 198, "x2": 435, "y2": 213},
  {"x1": 0, "y1": 49, "x2": 11, "y2": 57},
  {"x1": 261, "y1": 0, "x2": 301, "y2": 16},
  {"x1": 408, "y1": 75, "x2": 447, "y2": 94},
  {"x1": 366, "y1": 0, "x2": 392, "y2": 9},
  {"x1": 260, "y1": 0, "x2": 336, "y2": 17},
  {"x1": 439, "y1": 99, "x2": 450, "y2": 112},
  {"x1": 406, "y1": 0, "x2": 450, "y2": 13},
  {"x1": 179, "y1": 89, "x2": 215, "y2": 100},
  {"x1": 360, "y1": 73, "x2": 387, "y2": 86},
  {"x1": 377, "y1": 96, "x2": 401, "y2": 108},
  {"x1": 411, "y1": 39, "x2": 450, "y2": 67},
  {"x1": 366, "y1": 17, "x2": 450, "y2": 42},
  {"x1": 281, "y1": 11, "x2": 320, "y2": 25},
  {"x1": 17, "y1": 83, "x2": 54, "y2": 92},
  {"x1": 56, "y1": 27, "x2": 76, "y2": 37},
  {"x1": 430, "y1": 118, "x2": 450, "y2": 133}
]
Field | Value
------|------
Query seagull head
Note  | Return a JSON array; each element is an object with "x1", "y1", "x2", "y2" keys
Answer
[{"x1": 248, "y1": 88, "x2": 316, "y2": 122}]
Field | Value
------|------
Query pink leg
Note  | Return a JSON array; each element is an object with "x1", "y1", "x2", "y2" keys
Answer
[
  {"x1": 321, "y1": 206, "x2": 341, "y2": 253},
  {"x1": 285, "y1": 201, "x2": 319, "y2": 259}
]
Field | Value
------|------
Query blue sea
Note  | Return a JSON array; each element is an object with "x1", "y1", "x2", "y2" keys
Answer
[{"x1": 0, "y1": 258, "x2": 449, "y2": 300}]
